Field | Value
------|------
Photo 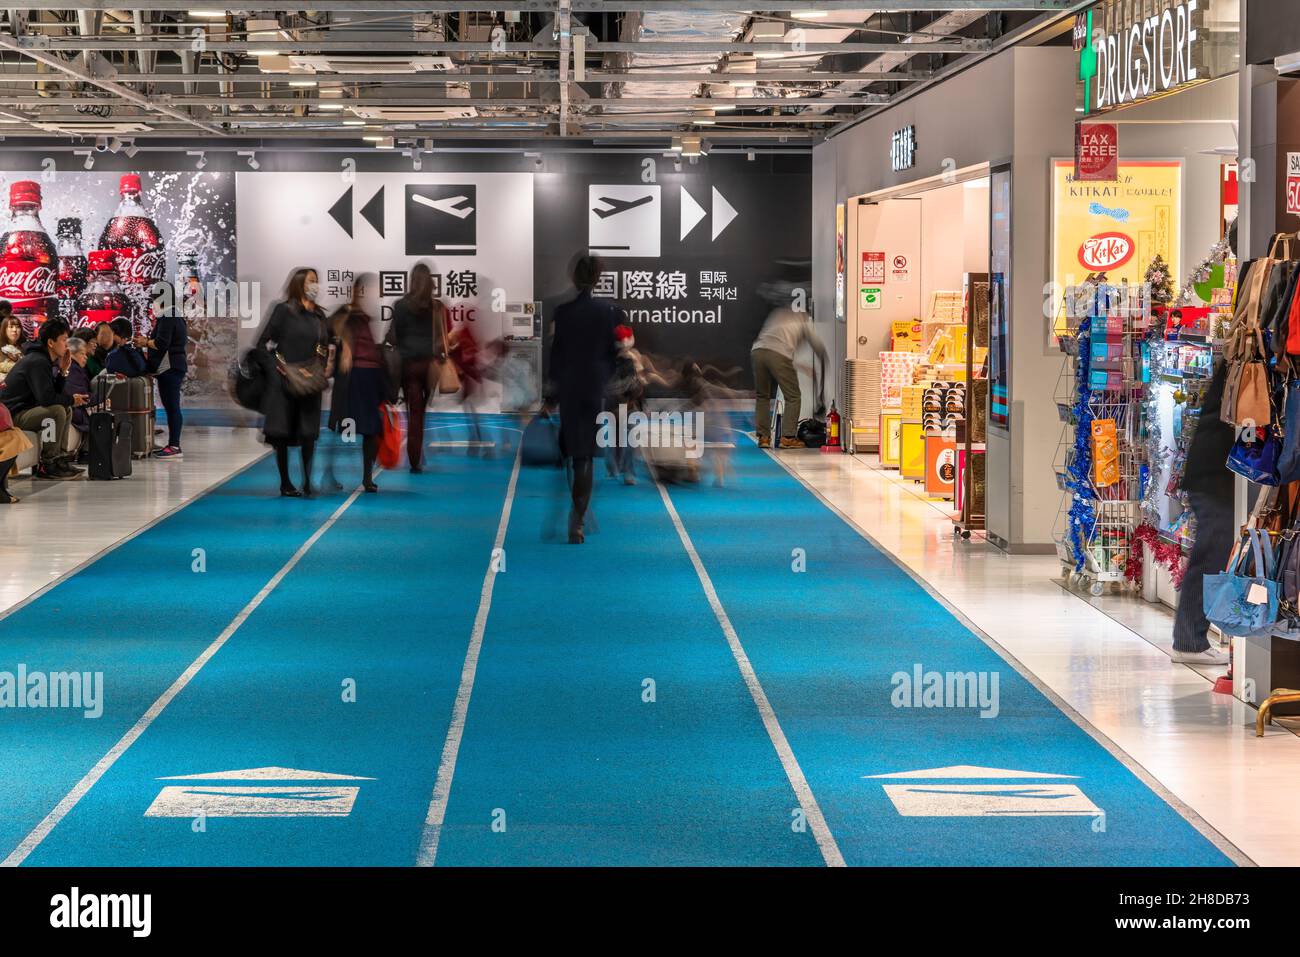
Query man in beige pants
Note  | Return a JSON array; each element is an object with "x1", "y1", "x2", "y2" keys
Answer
[{"x1": 752, "y1": 307, "x2": 827, "y2": 449}]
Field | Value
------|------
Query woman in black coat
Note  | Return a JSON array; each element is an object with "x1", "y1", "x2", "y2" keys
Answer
[
  {"x1": 258, "y1": 267, "x2": 330, "y2": 497},
  {"x1": 547, "y1": 254, "x2": 622, "y2": 544}
]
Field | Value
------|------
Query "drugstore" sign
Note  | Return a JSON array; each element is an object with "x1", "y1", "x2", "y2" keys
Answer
[{"x1": 1077, "y1": 0, "x2": 1205, "y2": 115}]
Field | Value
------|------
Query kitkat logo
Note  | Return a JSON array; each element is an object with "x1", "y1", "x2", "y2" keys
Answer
[{"x1": 1078, "y1": 232, "x2": 1134, "y2": 271}]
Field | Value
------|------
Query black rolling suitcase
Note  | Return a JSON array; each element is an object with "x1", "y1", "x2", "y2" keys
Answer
[{"x1": 88, "y1": 378, "x2": 133, "y2": 480}]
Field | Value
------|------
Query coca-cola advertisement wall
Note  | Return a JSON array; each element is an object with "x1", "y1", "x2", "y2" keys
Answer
[{"x1": 0, "y1": 170, "x2": 236, "y2": 406}]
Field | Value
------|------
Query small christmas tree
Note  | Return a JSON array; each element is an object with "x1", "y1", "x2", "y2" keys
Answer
[{"x1": 1145, "y1": 254, "x2": 1175, "y2": 307}]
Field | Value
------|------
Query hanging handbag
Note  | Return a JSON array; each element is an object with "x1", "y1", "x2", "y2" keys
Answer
[
  {"x1": 1278, "y1": 381, "x2": 1300, "y2": 484},
  {"x1": 429, "y1": 301, "x2": 462, "y2": 395},
  {"x1": 1227, "y1": 423, "x2": 1283, "y2": 486},
  {"x1": 1205, "y1": 528, "x2": 1279, "y2": 637},
  {"x1": 377, "y1": 403, "x2": 402, "y2": 469},
  {"x1": 277, "y1": 345, "x2": 329, "y2": 397},
  {"x1": 1222, "y1": 237, "x2": 1295, "y2": 425}
]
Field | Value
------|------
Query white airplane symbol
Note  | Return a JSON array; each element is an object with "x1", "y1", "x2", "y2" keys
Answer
[{"x1": 413, "y1": 194, "x2": 474, "y2": 219}]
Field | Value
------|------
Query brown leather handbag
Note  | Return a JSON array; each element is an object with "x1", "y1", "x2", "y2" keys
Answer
[
  {"x1": 277, "y1": 344, "x2": 329, "y2": 397},
  {"x1": 429, "y1": 301, "x2": 461, "y2": 395}
]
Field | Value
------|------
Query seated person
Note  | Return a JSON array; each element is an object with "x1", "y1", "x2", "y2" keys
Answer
[
  {"x1": 62, "y1": 336, "x2": 93, "y2": 453},
  {"x1": 87, "y1": 321, "x2": 113, "y2": 378},
  {"x1": 0, "y1": 311, "x2": 24, "y2": 384},
  {"x1": 0, "y1": 318, "x2": 86, "y2": 480},
  {"x1": 104, "y1": 317, "x2": 146, "y2": 377}
]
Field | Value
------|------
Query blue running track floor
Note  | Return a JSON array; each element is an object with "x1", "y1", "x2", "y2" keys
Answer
[{"x1": 0, "y1": 423, "x2": 1237, "y2": 866}]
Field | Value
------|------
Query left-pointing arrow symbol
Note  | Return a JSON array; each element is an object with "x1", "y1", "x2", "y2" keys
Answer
[
  {"x1": 359, "y1": 185, "x2": 385, "y2": 237},
  {"x1": 328, "y1": 186, "x2": 353, "y2": 237}
]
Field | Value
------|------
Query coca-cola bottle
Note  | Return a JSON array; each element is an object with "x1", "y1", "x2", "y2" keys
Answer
[
  {"x1": 177, "y1": 250, "x2": 202, "y2": 319},
  {"x1": 56, "y1": 217, "x2": 87, "y2": 326},
  {"x1": 0, "y1": 180, "x2": 59, "y2": 337},
  {"x1": 76, "y1": 249, "x2": 131, "y2": 327},
  {"x1": 99, "y1": 173, "x2": 165, "y2": 335}
]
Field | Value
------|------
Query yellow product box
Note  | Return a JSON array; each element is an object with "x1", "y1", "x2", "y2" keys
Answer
[{"x1": 891, "y1": 320, "x2": 924, "y2": 353}]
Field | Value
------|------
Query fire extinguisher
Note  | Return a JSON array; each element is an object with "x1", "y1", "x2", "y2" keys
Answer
[{"x1": 824, "y1": 402, "x2": 842, "y2": 450}]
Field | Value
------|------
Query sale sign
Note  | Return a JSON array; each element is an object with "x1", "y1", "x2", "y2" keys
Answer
[
  {"x1": 862, "y1": 251, "x2": 885, "y2": 285},
  {"x1": 1287, "y1": 153, "x2": 1300, "y2": 218},
  {"x1": 1074, "y1": 122, "x2": 1119, "y2": 181}
]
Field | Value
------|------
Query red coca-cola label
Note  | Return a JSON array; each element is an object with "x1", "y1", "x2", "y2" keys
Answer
[
  {"x1": 0, "y1": 261, "x2": 57, "y2": 302},
  {"x1": 113, "y1": 247, "x2": 165, "y2": 286},
  {"x1": 78, "y1": 307, "x2": 129, "y2": 326}
]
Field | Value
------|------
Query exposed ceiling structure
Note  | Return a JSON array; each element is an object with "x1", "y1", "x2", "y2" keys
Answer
[{"x1": 0, "y1": 2, "x2": 1088, "y2": 153}]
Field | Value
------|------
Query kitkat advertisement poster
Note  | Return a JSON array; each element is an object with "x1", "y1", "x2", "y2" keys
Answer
[{"x1": 1050, "y1": 159, "x2": 1181, "y2": 335}]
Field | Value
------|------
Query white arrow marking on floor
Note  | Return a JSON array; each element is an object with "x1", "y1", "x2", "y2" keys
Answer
[
  {"x1": 711, "y1": 186, "x2": 738, "y2": 241},
  {"x1": 866, "y1": 765, "x2": 1078, "y2": 779},
  {"x1": 158, "y1": 766, "x2": 375, "y2": 781},
  {"x1": 680, "y1": 186, "x2": 706, "y2": 241},
  {"x1": 878, "y1": 784, "x2": 1100, "y2": 817},
  {"x1": 145, "y1": 786, "x2": 364, "y2": 818},
  {"x1": 867, "y1": 766, "x2": 1096, "y2": 817}
]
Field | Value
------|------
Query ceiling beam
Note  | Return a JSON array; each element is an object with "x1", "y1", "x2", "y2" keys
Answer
[
  {"x1": 0, "y1": 70, "x2": 935, "y2": 83},
  {"x1": 0, "y1": 96, "x2": 889, "y2": 108},
  {"x1": 1, "y1": 1, "x2": 1076, "y2": 11},
  {"x1": 13, "y1": 38, "x2": 992, "y2": 55},
  {"x1": 0, "y1": 33, "x2": 229, "y2": 135}
]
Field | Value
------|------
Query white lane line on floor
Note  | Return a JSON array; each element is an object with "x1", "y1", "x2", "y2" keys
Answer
[
  {"x1": 417, "y1": 441, "x2": 525, "y2": 867},
  {"x1": 654, "y1": 478, "x2": 847, "y2": 868},
  {"x1": 0, "y1": 480, "x2": 371, "y2": 868}
]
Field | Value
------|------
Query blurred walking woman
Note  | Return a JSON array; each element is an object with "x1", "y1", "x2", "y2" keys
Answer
[
  {"x1": 329, "y1": 273, "x2": 387, "y2": 493},
  {"x1": 388, "y1": 262, "x2": 444, "y2": 472},
  {"x1": 258, "y1": 267, "x2": 329, "y2": 497}
]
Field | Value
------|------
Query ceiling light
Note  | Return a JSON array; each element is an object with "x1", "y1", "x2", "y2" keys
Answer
[
  {"x1": 188, "y1": 9, "x2": 226, "y2": 18},
  {"x1": 747, "y1": 148, "x2": 756, "y2": 162},
  {"x1": 343, "y1": 119, "x2": 366, "y2": 126},
  {"x1": 78, "y1": 151, "x2": 94, "y2": 171},
  {"x1": 670, "y1": 136, "x2": 683, "y2": 152},
  {"x1": 315, "y1": 103, "x2": 345, "y2": 111},
  {"x1": 122, "y1": 141, "x2": 139, "y2": 159},
  {"x1": 187, "y1": 150, "x2": 207, "y2": 170},
  {"x1": 288, "y1": 80, "x2": 317, "y2": 88},
  {"x1": 692, "y1": 118, "x2": 716, "y2": 126},
  {"x1": 239, "y1": 150, "x2": 259, "y2": 170},
  {"x1": 362, "y1": 134, "x2": 385, "y2": 141},
  {"x1": 250, "y1": 49, "x2": 282, "y2": 58},
  {"x1": 793, "y1": 10, "x2": 830, "y2": 18},
  {"x1": 713, "y1": 103, "x2": 737, "y2": 112}
]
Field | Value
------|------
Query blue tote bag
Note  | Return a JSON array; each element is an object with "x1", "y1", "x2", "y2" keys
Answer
[{"x1": 1205, "y1": 529, "x2": 1279, "y2": 637}]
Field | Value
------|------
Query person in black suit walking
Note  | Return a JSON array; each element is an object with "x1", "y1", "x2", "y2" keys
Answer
[{"x1": 547, "y1": 254, "x2": 623, "y2": 544}]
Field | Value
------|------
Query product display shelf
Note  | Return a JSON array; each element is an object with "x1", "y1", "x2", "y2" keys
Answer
[{"x1": 1053, "y1": 281, "x2": 1150, "y2": 597}]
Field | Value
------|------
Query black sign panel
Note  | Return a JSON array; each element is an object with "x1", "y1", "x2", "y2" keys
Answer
[
  {"x1": 534, "y1": 154, "x2": 811, "y2": 387},
  {"x1": 405, "y1": 183, "x2": 477, "y2": 256}
]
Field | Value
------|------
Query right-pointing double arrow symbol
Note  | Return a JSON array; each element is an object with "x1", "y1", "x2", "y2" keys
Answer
[{"x1": 680, "y1": 186, "x2": 738, "y2": 242}]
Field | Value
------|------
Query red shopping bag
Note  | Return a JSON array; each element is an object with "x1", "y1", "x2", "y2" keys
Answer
[{"x1": 378, "y1": 403, "x2": 402, "y2": 469}]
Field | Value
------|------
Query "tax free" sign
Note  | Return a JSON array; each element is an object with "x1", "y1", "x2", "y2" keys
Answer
[{"x1": 1077, "y1": 0, "x2": 1204, "y2": 115}]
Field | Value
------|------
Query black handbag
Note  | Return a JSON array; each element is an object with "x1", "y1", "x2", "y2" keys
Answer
[{"x1": 276, "y1": 345, "x2": 329, "y2": 397}]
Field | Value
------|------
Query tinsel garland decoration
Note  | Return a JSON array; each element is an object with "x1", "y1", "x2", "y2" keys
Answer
[
  {"x1": 1124, "y1": 521, "x2": 1189, "y2": 589},
  {"x1": 1175, "y1": 236, "x2": 1234, "y2": 307},
  {"x1": 1065, "y1": 306, "x2": 1097, "y2": 572}
]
